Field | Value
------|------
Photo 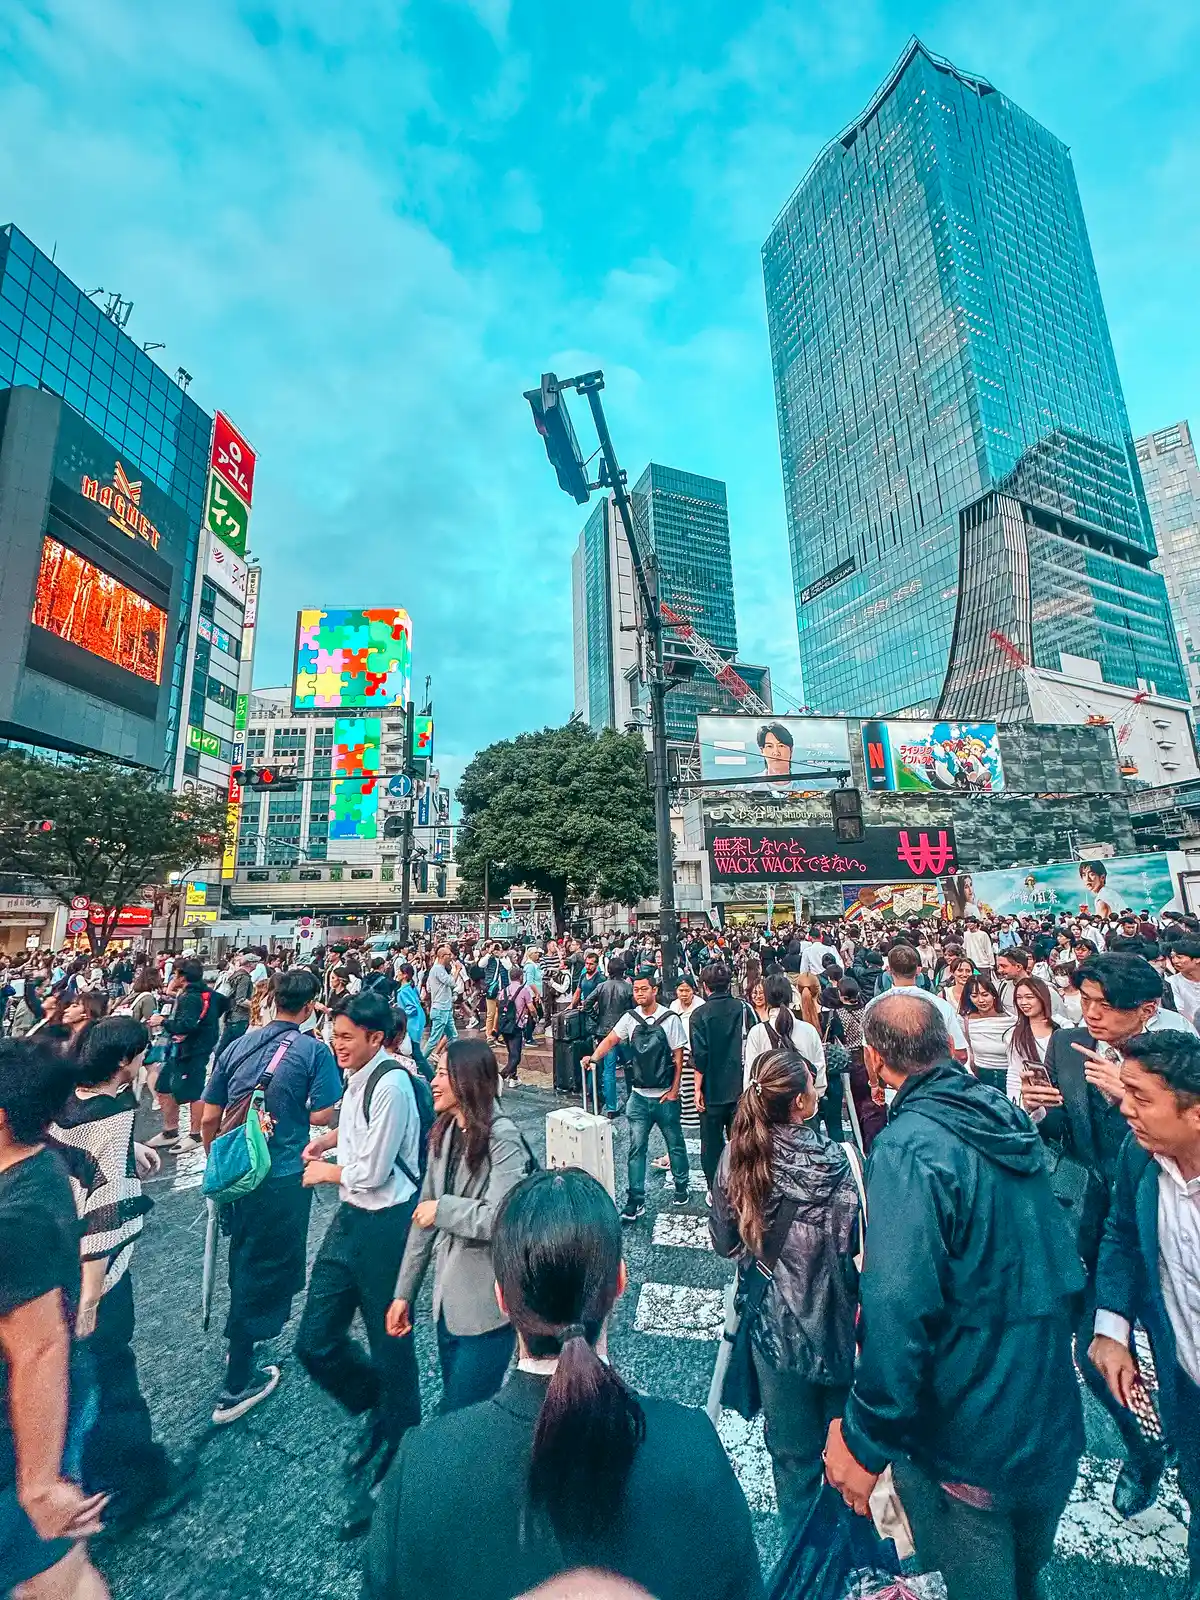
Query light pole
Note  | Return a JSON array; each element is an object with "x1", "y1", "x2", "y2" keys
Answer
[{"x1": 524, "y1": 369, "x2": 678, "y2": 992}]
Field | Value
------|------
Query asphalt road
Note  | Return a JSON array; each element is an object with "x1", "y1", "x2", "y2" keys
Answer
[{"x1": 95, "y1": 1076, "x2": 1189, "y2": 1600}]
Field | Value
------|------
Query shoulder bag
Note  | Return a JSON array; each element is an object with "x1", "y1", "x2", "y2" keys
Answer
[
  {"x1": 201, "y1": 1037, "x2": 290, "y2": 1203},
  {"x1": 717, "y1": 1195, "x2": 800, "y2": 1420}
]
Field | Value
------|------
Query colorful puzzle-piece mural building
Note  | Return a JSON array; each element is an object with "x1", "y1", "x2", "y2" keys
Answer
[
  {"x1": 330, "y1": 717, "x2": 381, "y2": 839},
  {"x1": 292, "y1": 607, "x2": 412, "y2": 711}
]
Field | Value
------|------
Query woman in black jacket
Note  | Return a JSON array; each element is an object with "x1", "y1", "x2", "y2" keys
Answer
[
  {"x1": 367, "y1": 1169, "x2": 762, "y2": 1600},
  {"x1": 710, "y1": 1046, "x2": 861, "y2": 1529}
]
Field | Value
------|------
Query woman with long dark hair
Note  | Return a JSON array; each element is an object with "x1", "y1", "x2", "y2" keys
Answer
[
  {"x1": 744, "y1": 972, "x2": 826, "y2": 1094},
  {"x1": 1006, "y1": 975, "x2": 1059, "y2": 1104},
  {"x1": 387, "y1": 1038, "x2": 532, "y2": 1413},
  {"x1": 367, "y1": 1168, "x2": 763, "y2": 1600},
  {"x1": 711, "y1": 1047, "x2": 861, "y2": 1529},
  {"x1": 960, "y1": 974, "x2": 1013, "y2": 1093}
]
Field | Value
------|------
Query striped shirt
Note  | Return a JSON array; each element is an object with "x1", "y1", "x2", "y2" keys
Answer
[{"x1": 51, "y1": 1086, "x2": 152, "y2": 1291}]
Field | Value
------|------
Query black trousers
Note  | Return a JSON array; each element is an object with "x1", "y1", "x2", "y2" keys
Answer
[
  {"x1": 1171, "y1": 1366, "x2": 1200, "y2": 1583},
  {"x1": 1073, "y1": 1279, "x2": 1163, "y2": 1476},
  {"x1": 699, "y1": 1102, "x2": 737, "y2": 1195},
  {"x1": 226, "y1": 1172, "x2": 313, "y2": 1345},
  {"x1": 750, "y1": 1346, "x2": 846, "y2": 1532},
  {"x1": 893, "y1": 1456, "x2": 1072, "y2": 1600},
  {"x1": 295, "y1": 1198, "x2": 421, "y2": 1447},
  {"x1": 82, "y1": 1271, "x2": 169, "y2": 1507}
]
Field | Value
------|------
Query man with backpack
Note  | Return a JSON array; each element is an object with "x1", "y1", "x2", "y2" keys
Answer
[
  {"x1": 583, "y1": 970, "x2": 689, "y2": 1224},
  {"x1": 200, "y1": 969, "x2": 343, "y2": 1426},
  {"x1": 583, "y1": 957, "x2": 635, "y2": 1116},
  {"x1": 296, "y1": 992, "x2": 425, "y2": 1538}
]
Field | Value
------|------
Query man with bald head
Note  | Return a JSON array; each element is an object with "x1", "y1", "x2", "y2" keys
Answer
[{"x1": 823, "y1": 992, "x2": 1085, "y2": 1600}]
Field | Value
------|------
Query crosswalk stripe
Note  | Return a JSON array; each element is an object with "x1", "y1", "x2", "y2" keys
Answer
[{"x1": 633, "y1": 1282, "x2": 724, "y2": 1340}]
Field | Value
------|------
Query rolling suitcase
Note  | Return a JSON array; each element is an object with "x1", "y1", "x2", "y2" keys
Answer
[
  {"x1": 552, "y1": 1034, "x2": 583, "y2": 1092},
  {"x1": 545, "y1": 1063, "x2": 616, "y2": 1198}
]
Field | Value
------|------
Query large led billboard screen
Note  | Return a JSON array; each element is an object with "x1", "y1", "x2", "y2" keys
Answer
[
  {"x1": 861, "y1": 719, "x2": 1004, "y2": 793},
  {"x1": 32, "y1": 538, "x2": 166, "y2": 685},
  {"x1": 293, "y1": 608, "x2": 412, "y2": 711},
  {"x1": 696, "y1": 715, "x2": 852, "y2": 790},
  {"x1": 329, "y1": 716, "x2": 381, "y2": 840}
]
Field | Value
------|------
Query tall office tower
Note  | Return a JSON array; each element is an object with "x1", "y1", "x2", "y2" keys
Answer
[
  {"x1": 763, "y1": 40, "x2": 1185, "y2": 719},
  {"x1": 570, "y1": 466, "x2": 771, "y2": 742},
  {"x1": 1137, "y1": 422, "x2": 1200, "y2": 709}
]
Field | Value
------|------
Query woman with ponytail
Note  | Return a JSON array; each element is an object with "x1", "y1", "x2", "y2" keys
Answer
[
  {"x1": 710, "y1": 1047, "x2": 861, "y2": 1529},
  {"x1": 743, "y1": 971, "x2": 826, "y2": 1094},
  {"x1": 367, "y1": 1169, "x2": 763, "y2": 1600}
]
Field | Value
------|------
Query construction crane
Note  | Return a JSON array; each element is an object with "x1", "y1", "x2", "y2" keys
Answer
[
  {"x1": 659, "y1": 601, "x2": 772, "y2": 715},
  {"x1": 991, "y1": 630, "x2": 1145, "y2": 773}
]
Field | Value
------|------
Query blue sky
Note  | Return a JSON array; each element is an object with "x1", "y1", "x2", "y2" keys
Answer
[{"x1": 1, "y1": 0, "x2": 1196, "y2": 792}]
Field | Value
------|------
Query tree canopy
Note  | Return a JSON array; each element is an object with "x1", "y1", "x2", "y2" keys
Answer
[
  {"x1": 0, "y1": 753, "x2": 230, "y2": 953},
  {"x1": 456, "y1": 718, "x2": 658, "y2": 931}
]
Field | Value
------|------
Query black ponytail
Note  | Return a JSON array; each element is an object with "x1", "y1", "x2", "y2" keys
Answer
[
  {"x1": 764, "y1": 971, "x2": 795, "y2": 1045},
  {"x1": 493, "y1": 1170, "x2": 645, "y2": 1542}
]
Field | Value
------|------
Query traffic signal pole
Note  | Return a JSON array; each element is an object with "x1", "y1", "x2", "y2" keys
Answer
[
  {"x1": 575, "y1": 376, "x2": 678, "y2": 994},
  {"x1": 398, "y1": 701, "x2": 415, "y2": 940}
]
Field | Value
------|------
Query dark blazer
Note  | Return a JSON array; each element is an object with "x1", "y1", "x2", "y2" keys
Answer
[
  {"x1": 1095, "y1": 1135, "x2": 1185, "y2": 1432},
  {"x1": 690, "y1": 993, "x2": 746, "y2": 1105},
  {"x1": 1040, "y1": 1026, "x2": 1131, "y2": 1267},
  {"x1": 364, "y1": 1368, "x2": 763, "y2": 1600}
]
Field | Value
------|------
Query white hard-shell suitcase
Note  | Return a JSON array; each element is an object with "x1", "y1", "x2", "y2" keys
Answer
[{"x1": 545, "y1": 1062, "x2": 615, "y2": 1198}]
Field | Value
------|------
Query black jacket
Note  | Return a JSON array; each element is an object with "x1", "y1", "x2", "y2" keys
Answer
[
  {"x1": 170, "y1": 981, "x2": 221, "y2": 1066},
  {"x1": 1039, "y1": 1026, "x2": 1131, "y2": 1267},
  {"x1": 710, "y1": 1123, "x2": 859, "y2": 1383},
  {"x1": 1095, "y1": 1135, "x2": 1190, "y2": 1434},
  {"x1": 690, "y1": 993, "x2": 746, "y2": 1106},
  {"x1": 364, "y1": 1368, "x2": 763, "y2": 1600},
  {"x1": 586, "y1": 977, "x2": 634, "y2": 1038},
  {"x1": 842, "y1": 1061, "x2": 1085, "y2": 1507}
]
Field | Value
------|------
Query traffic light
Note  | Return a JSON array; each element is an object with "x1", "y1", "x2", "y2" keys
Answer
[
  {"x1": 523, "y1": 374, "x2": 591, "y2": 505},
  {"x1": 829, "y1": 787, "x2": 865, "y2": 843},
  {"x1": 25, "y1": 819, "x2": 54, "y2": 835},
  {"x1": 247, "y1": 766, "x2": 299, "y2": 791},
  {"x1": 383, "y1": 814, "x2": 405, "y2": 839}
]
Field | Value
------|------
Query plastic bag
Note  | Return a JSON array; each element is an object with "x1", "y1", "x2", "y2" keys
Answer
[{"x1": 767, "y1": 1483, "x2": 900, "y2": 1600}]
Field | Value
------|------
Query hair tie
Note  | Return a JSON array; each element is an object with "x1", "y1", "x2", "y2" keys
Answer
[
  {"x1": 750, "y1": 1076, "x2": 763, "y2": 1096},
  {"x1": 559, "y1": 1322, "x2": 588, "y2": 1345}
]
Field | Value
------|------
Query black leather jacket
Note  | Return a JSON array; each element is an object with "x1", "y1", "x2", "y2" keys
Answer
[{"x1": 711, "y1": 1122, "x2": 860, "y2": 1384}]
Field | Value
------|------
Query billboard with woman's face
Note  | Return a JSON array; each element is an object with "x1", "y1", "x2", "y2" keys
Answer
[
  {"x1": 940, "y1": 854, "x2": 1181, "y2": 921},
  {"x1": 697, "y1": 716, "x2": 852, "y2": 790}
]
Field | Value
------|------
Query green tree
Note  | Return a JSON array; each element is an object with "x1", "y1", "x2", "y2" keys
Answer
[
  {"x1": 456, "y1": 719, "x2": 658, "y2": 933},
  {"x1": 0, "y1": 753, "x2": 230, "y2": 954}
]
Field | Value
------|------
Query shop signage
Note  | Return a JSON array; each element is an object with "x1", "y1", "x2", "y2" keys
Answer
[
  {"x1": 205, "y1": 537, "x2": 248, "y2": 602},
  {"x1": 205, "y1": 471, "x2": 249, "y2": 558},
  {"x1": 187, "y1": 725, "x2": 224, "y2": 760},
  {"x1": 705, "y1": 824, "x2": 958, "y2": 883},
  {"x1": 80, "y1": 461, "x2": 161, "y2": 550},
  {"x1": 800, "y1": 556, "x2": 855, "y2": 606},
  {"x1": 211, "y1": 413, "x2": 257, "y2": 504}
]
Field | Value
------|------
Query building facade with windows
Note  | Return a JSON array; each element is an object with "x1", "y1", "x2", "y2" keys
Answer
[
  {"x1": 570, "y1": 466, "x2": 771, "y2": 744},
  {"x1": 1137, "y1": 421, "x2": 1200, "y2": 710},
  {"x1": 762, "y1": 40, "x2": 1185, "y2": 718},
  {"x1": 227, "y1": 688, "x2": 456, "y2": 924}
]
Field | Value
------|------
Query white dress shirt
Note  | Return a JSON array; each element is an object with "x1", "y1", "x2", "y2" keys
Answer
[
  {"x1": 1095, "y1": 1154, "x2": 1200, "y2": 1389},
  {"x1": 335, "y1": 1047, "x2": 420, "y2": 1211}
]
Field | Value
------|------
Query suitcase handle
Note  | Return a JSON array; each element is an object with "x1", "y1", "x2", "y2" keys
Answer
[{"x1": 582, "y1": 1055, "x2": 598, "y2": 1117}]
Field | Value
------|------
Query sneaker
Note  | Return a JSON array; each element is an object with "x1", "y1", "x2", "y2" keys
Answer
[
  {"x1": 705, "y1": 1190, "x2": 712, "y2": 1208},
  {"x1": 619, "y1": 1198, "x2": 646, "y2": 1225},
  {"x1": 672, "y1": 1187, "x2": 691, "y2": 1207},
  {"x1": 211, "y1": 1364, "x2": 281, "y2": 1425},
  {"x1": 146, "y1": 1129, "x2": 181, "y2": 1150}
]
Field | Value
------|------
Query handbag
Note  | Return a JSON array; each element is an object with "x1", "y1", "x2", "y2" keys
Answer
[
  {"x1": 718, "y1": 1195, "x2": 800, "y2": 1420},
  {"x1": 1043, "y1": 1138, "x2": 1093, "y2": 1246},
  {"x1": 201, "y1": 1038, "x2": 290, "y2": 1203}
]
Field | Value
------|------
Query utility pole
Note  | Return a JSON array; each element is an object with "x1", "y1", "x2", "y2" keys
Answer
[
  {"x1": 483, "y1": 858, "x2": 490, "y2": 942},
  {"x1": 398, "y1": 701, "x2": 415, "y2": 941},
  {"x1": 524, "y1": 369, "x2": 678, "y2": 992}
]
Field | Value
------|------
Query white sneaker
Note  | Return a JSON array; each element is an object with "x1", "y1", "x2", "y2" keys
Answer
[
  {"x1": 211, "y1": 1365, "x2": 281, "y2": 1425},
  {"x1": 146, "y1": 1129, "x2": 182, "y2": 1150}
]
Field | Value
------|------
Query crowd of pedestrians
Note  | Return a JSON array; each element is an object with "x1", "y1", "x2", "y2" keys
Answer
[{"x1": 0, "y1": 896, "x2": 1197, "y2": 1600}]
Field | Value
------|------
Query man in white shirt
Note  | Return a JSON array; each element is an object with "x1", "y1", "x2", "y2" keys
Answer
[
  {"x1": 1090, "y1": 1030, "x2": 1200, "y2": 1591},
  {"x1": 962, "y1": 918, "x2": 996, "y2": 977},
  {"x1": 584, "y1": 970, "x2": 689, "y2": 1224},
  {"x1": 297, "y1": 991, "x2": 422, "y2": 1537},
  {"x1": 1169, "y1": 938, "x2": 1200, "y2": 1029},
  {"x1": 866, "y1": 944, "x2": 968, "y2": 1063}
]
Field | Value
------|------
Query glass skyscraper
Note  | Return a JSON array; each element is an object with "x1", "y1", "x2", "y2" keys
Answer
[
  {"x1": 1137, "y1": 421, "x2": 1200, "y2": 709},
  {"x1": 763, "y1": 40, "x2": 1185, "y2": 717},
  {"x1": 570, "y1": 464, "x2": 771, "y2": 742},
  {"x1": 0, "y1": 224, "x2": 212, "y2": 768}
]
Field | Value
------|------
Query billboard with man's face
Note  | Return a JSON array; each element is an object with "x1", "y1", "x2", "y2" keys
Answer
[
  {"x1": 940, "y1": 853, "x2": 1180, "y2": 921},
  {"x1": 697, "y1": 716, "x2": 852, "y2": 790}
]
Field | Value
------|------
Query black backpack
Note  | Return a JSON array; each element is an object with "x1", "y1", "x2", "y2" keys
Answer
[
  {"x1": 496, "y1": 989, "x2": 519, "y2": 1037},
  {"x1": 363, "y1": 1058, "x2": 436, "y2": 1185},
  {"x1": 627, "y1": 1013, "x2": 674, "y2": 1092}
]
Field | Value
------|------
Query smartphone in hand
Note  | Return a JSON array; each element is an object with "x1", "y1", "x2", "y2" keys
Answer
[{"x1": 1021, "y1": 1063, "x2": 1053, "y2": 1089}]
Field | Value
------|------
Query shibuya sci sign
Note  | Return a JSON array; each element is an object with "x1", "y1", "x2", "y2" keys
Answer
[{"x1": 705, "y1": 825, "x2": 958, "y2": 883}]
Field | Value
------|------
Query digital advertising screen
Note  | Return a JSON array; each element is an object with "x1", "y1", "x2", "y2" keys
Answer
[
  {"x1": 705, "y1": 824, "x2": 958, "y2": 883},
  {"x1": 293, "y1": 608, "x2": 412, "y2": 711},
  {"x1": 32, "y1": 538, "x2": 166, "y2": 685},
  {"x1": 696, "y1": 716, "x2": 852, "y2": 790},
  {"x1": 841, "y1": 882, "x2": 942, "y2": 922},
  {"x1": 941, "y1": 853, "x2": 1180, "y2": 921},
  {"x1": 329, "y1": 716, "x2": 381, "y2": 840},
  {"x1": 861, "y1": 719, "x2": 1004, "y2": 793}
]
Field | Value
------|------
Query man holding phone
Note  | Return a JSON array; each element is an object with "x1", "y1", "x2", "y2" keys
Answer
[{"x1": 1022, "y1": 953, "x2": 1168, "y2": 1517}]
